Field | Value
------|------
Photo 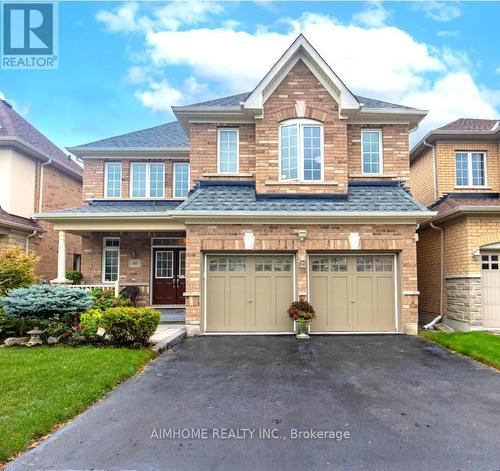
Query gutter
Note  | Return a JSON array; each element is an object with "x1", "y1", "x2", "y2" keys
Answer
[
  {"x1": 25, "y1": 230, "x2": 37, "y2": 253},
  {"x1": 422, "y1": 140, "x2": 438, "y2": 201},
  {"x1": 38, "y1": 159, "x2": 52, "y2": 213}
]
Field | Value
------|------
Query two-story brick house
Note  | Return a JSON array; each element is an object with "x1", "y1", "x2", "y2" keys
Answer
[
  {"x1": 39, "y1": 35, "x2": 431, "y2": 335},
  {"x1": 410, "y1": 118, "x2": 500, "y2": 331},
  {"x1": 0, "y1": 99, "x2": 82, "y2": 280}
]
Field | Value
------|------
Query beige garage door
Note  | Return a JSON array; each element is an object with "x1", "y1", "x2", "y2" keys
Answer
[
  {"x1": 310, "y1": 255, "x2": 396, "y2": 332},
  {"x1": 206, "y1": 255, "x2": 294, "y2": 332},
  {"x1": 481, "y1": 252, "x2": 500, "y2": 328}
]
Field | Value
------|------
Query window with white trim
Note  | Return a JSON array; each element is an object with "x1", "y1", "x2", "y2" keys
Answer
[
  {"x1": 217, "y1": 129, "x2": 239, "y2": 173},
  {"x1": 102, "y1": 238, "x2": 120, "y2": 282},
  {"x1": 130, "y1": 162, "x2": 165, "y2": 198},
  {"x1": 361, "y1": 130, "x2": 383, "y2": 174},
  {"x1": 279, "y1": 119, "x2": 323, "y2": 181},
  {"x1": 105, "y1": 162, "x2": 122, "y2": 198},
  {"x1": 455, "y1": 152, "x2": 486, "y2": 187},
  {"x1": 173, "y1": 162, "x2": 190, "y2": 198}
]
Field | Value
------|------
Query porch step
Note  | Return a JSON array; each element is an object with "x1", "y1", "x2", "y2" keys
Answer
[
  {"x1": 158, "y1": 308, "x2": 186, "y2": 323},
  {"x1": 150, "y1": 325, "x2": 186, "y2": 353}
]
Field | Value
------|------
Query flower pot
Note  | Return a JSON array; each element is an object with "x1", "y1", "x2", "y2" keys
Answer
[{"x1": 294, "y1": 320, "x2": 311, "y2": 339}]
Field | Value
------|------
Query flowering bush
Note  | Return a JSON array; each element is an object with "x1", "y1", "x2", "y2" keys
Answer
[
  {"x1": 287, "y1": 299, "x2": 316, "y2": 323},
  {"x1": 89, "y1": 288, "x2": 131, "y2": 310}
]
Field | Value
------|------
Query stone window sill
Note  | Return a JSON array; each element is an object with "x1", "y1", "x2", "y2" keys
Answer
[
  {"x1": 454, "y1": 186, "x2": 492, "y2": 190},
  {"x1": 264, "y1": 180, "x2": 339, "y2": 186}
]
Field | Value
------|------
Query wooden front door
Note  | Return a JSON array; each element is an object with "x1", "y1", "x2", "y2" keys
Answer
[{"x1": 152, "y1": 248, "x2": 186, "y2": 305}]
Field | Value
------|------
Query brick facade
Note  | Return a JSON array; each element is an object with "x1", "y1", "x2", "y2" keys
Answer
[
  {"x1": 408, "y1": 148, "x2": 435, "y2": 206},
  {"x1": 184, "y1": 223, "x2": 419, "y2": 335}
]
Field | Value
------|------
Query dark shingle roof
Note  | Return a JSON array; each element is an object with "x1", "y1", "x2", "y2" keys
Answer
[
  {"x1": 0, "y1": 206, "x2": 42, "y2": 230},
  {"x1": 73, "y1": 121, "x2": 188, "y2": 149},
  {"x1": 177, "y1": 182, "x2": 428, "y2": 213},
  {"x1": 436, "y1": 118, "x2": 499, "y2": 132},
  {"x1": 0, "y1": 100, "x2": 82, "y2": 176},
  {"x1": 39, "y1": 200, "x2": 182, "y2": 216},
  {"x1": 184, "y1": 92, "x2": 419, "y2": 111}
]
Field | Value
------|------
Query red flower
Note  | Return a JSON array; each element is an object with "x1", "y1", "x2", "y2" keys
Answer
[{"x1": 76, "y1": 325, "x2": 82, "y2": 331}]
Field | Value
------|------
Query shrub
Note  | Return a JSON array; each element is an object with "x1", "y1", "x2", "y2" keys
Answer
[
  {"x1": 101, "y1": 307, "x2": 160, "y2": 347},
  {"x1": 89, "y1": 288, "x2": 131, "y2": 310},
  {"x1": 45, "y1": 314, "x2": 78, "y2": 338},
  {"x1": 80, "y1": 308, "x2": 104, "y2": 338},
  {"x1": 0, "y1": 246, "x2": 38, "y2": 296},
  {"x1": 0, "y1": 284, "x2": 92, "y2": 319},
  {"x1": 0, "y1": 309, "x2": 47, "y2": 339},
  {"x1": 288, "y1": 299, "x2": 316, "y2": 323},
  {"x1": 65, "y1": 270, "x2": 83, "y2": 285}
]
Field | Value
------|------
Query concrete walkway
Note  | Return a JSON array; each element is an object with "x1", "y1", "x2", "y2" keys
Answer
[{"x1": 149, "y1": 325, "x2": 186, "y2": 353}]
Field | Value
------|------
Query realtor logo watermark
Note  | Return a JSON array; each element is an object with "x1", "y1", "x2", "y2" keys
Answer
[{"x1": 1, "y1": 2, "x2": 58, "y2": 69}]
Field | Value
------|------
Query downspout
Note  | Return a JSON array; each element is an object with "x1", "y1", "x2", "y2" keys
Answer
[
  {"x1": 38, "y1": 159, "x2": 52, "y2": 213},
  {"x1": 422, "y1": 140, "x2": 438, "y2": 201},
  {"x1": 25, "y1": 230, "x2": 37, "y2": 253},
  {"x1": 424, "y1": 221, "x2": 444, "y2": 329}
]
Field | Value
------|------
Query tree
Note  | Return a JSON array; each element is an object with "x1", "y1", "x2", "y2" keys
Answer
[{"x1": 0, "y1": 246, "x2": 38, "y2": 296}]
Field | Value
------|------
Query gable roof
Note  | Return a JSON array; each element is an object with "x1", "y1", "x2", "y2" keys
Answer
[
  {"x1": 0, "y1": 206, "x2": 42, "y2": 232},
  {"x1": 0, "y1": 99, "x2": 82, "y2": 178},
  {"x1": 176, "y1": 181, "x2": 430, "y2": 218},
  {"x1": 69, "y1": 121, "x2": 188, "y2": 153},
  {"x1": 411, "y1": 117, "x2": 500, "y2": 161}
]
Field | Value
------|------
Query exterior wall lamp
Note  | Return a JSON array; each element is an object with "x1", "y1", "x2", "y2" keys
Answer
[
  {"x1": 472, "y1": 249, "x2": 481, "y2": 261},
  {"x1": 299, "y1": 255, "x2": 307, "y2": 268},
  {"x1": 297, "y1": 230, "x2": 307, "y2": 242}
]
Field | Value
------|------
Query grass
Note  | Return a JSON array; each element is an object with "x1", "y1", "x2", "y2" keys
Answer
[
  {"x1": 421, "y1": 331, "x2": 500, "y2": 369},
  {"x1": 0, "y1": 346, "x2": 154, "y2": 463}
]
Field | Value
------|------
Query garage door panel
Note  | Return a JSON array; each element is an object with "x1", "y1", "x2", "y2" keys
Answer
[
  {"x1": 207, "y1": 276, "x2": 227, "y2": 330},
  {"x1": 355, "y1": 276, "x2": 375, "y2": 331},
  {"x1": 228, "y1": 276, "x2": 249, "y2": 330},
  {"x1": 376, "y1": 277, "x2": 395, "y2": 331}
]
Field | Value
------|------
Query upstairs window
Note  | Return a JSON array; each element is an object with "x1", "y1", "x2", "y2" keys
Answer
[
  {"x1": 130, "y1": 162, "x2": 165, "y2": 198},
  {"x1": 173, "y1": 162, "x2": 190, "y2": 199},
  {"x1": 105, "y1": 162, "x2": 122, "y2": 198},
  {"x1": 279, "y1": 119, "x2": 323, "y2": 181},
  {"x1": 218, "y1": 129, "x2": 239, "y2": 173},
  {"x1": 361, "y1": 130, "x2": 383, "y2": 174},
  {"x1": 455, "y1": 152, "x2": 486, "y2": 187}
]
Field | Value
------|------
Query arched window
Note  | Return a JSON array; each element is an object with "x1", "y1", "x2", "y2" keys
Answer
[{"x1": 279, "y1": 119, "x2": 323, "y2": 181}]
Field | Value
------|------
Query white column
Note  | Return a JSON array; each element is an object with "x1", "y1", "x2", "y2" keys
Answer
[{"x1": 52, "y1": 230, "x2": 68, "y2": 283}]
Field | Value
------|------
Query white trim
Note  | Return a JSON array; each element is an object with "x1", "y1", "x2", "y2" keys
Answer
[
  {"x1": 361, "y1": 129, "x2": 383, "y2": 175},
  {"x1": 179, "y1": 250, "x2": 186, "y2": 278},
  {"x1": 455, "y1": 151, "x2": 487, "y2": 187},
  {"x1": 172, "y1": 162, "x2": 190, "y2": 200},
  {"x1": 102, "y1": 237, "x2": 120, "y2": 283},
  {"x1": 217, "y1": 128, "x2": 239, "y2": 174},
  {"x1": 154, "y1": 250, "x2": 174, "y2": 279},
  {"x1": 394, "y1": 253, "x2": 399, "y2": 332},
  {"x1": 129, "y1": 162, "x2": 165, "y2": 199},
  {"x1": 278, "y1": 119, "x2": 324, "y2": 182},
  {"x1": 104, "y1": 161, "x2": 122, "y2": 199}
]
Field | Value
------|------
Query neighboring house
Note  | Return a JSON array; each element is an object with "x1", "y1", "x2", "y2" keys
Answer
[
  {"x1": 409, "y1": 118, "x2": 500, "y2": 331},
  {"x1": 38, "y1": 35, "x2": 432, "y2": 335},
  {"x1": 0, "y1": 99, "x2": 83, "y2": 280}
]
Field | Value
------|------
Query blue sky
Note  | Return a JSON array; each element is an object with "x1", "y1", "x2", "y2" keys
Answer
[{"x1": 1, "y1": 0, "x2": 499, "y2": 151}]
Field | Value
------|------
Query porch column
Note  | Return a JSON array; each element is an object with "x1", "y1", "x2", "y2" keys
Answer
[{"x1": 52, "y1": 230, "x2": 68, "y2": 283}]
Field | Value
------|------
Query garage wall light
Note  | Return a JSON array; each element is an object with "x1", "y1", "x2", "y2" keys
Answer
[
  {"x1": 297, "y1": 230, "x2": 307, "y2": 241},
  {"x1": 472, "y1": 250, "x2": 481, "y2": 261},
  {"x1": 299, "y1": 256, "x2": 307, "y2": 268}
]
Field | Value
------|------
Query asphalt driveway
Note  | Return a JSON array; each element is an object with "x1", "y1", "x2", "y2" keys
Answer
[{"x1": 8, "y1": 335, "x2": 500, "y2": 470}]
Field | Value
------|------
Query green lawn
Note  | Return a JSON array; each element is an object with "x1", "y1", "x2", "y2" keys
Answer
[
  {"x1": 421, "y1": 331, "x2": 500, "y2": 369},
  {"x1": 0, "y1": 346, "x2": 154, "y2": 463}
]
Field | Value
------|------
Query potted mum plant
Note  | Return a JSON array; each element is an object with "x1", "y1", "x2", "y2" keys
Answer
[{"x1": 288, "y1": 299, "x2": 316, "y2": 340}]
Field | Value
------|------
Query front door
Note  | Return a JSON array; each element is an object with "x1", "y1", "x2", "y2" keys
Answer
[{"x1": 152, "y1": 248, "x2": 185, "y2": 305}]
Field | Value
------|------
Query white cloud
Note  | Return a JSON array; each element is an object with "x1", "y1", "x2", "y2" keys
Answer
[
  {"x1": 96, "y1": 3, "x2": 151, "y2": 33},
  {"x1": 496, "y1": 67, "x2": 500, "y2": 74},
  {"x1": 413, "y1": 1, "x2": 462, "y2": 22},
  {"x1": 0, "y1": 90, "x2": 5, "y2": 100},
  {"x1": 99, "y1": 4, "x2": 499, "y2": 142},
  {"x1": 353, "y1": 1, "x2": 391, "y2": 28},
  {"x1": 437, "y1": 30, "x2": 459, "y2": 37},
  {"x1": 126, "y1": 66, "x2": 149, "y2": 84}
]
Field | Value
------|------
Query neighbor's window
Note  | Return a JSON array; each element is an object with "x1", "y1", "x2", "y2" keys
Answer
[
  {"x1": 455, "y1": 152, "x2": 486, "y2": 187},
  {"x1": 102, "y1": 238, "x2": 120, "y2": 283},
  {"x1": 105, "y1": 162, "x2": 122, "y2": 198},
  {"x1": 361, "y1": 130, "x2": 383, "y2": 174},
  {"x1": 173, "y1": 162, "x2": 190, "y2": 198},
  {"x1": 279, "y1": 119, "x2": 323, "y2": 181},
  {"x1": 130, "y1": 162, "x2": 165, "y2": 198},
  {"x1": 218, "y1": 129, "x2": 239, "y2": 173}
]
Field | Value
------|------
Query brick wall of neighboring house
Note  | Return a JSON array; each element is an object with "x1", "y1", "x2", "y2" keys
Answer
[
  {"x1": 408, "y1": 148, "x2": 436, "y2": 206},
  {"x1": 184, "y1": 223, "x2": 419, "y2": 335},
  {"x1": 255, "y1": 60, "x2": 348, "y2": 195},
  {"x1": 33, "y1": 165, "x2": 82, "y2": 280},
  {"x1": 435, "y1": 142, "x2": 500, "y2": 196},
  {"x1": 82, "y1": 159, "x2": 187, "y2": 201},
  {"x1": 189, "y1": 123, "x2": 256, "y2": 187},
  {"x1": 347, "y1": 124, "x2": 410, "y2": 181}
]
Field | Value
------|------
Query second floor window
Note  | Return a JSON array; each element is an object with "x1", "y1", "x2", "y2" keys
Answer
[
  {"x1": 218, "y1": 128, "x2": 239, "y2": 173},
  {"x1": 105, "y1": 162, "x2": 122, "y2": 198},
  {"x1": 173, "y1": 162, "x2": 190, "y2": 198},
  {"x1": 455, "y1": 152, "x2": 486, "y2": 187},
  {"x1": 362, "y1": 130, "x2": 383, "y2": 174},
  {"x1": 279, "y1": 119, "x2": 323, "y2": 181},
  {"x1": 130, "y1": 162, "x2": 165, "y2": 198}
]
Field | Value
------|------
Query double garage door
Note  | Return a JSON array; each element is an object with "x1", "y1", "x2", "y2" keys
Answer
[{"x1": 206, "y1": 254, "x2": 396, "y2": 333}]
